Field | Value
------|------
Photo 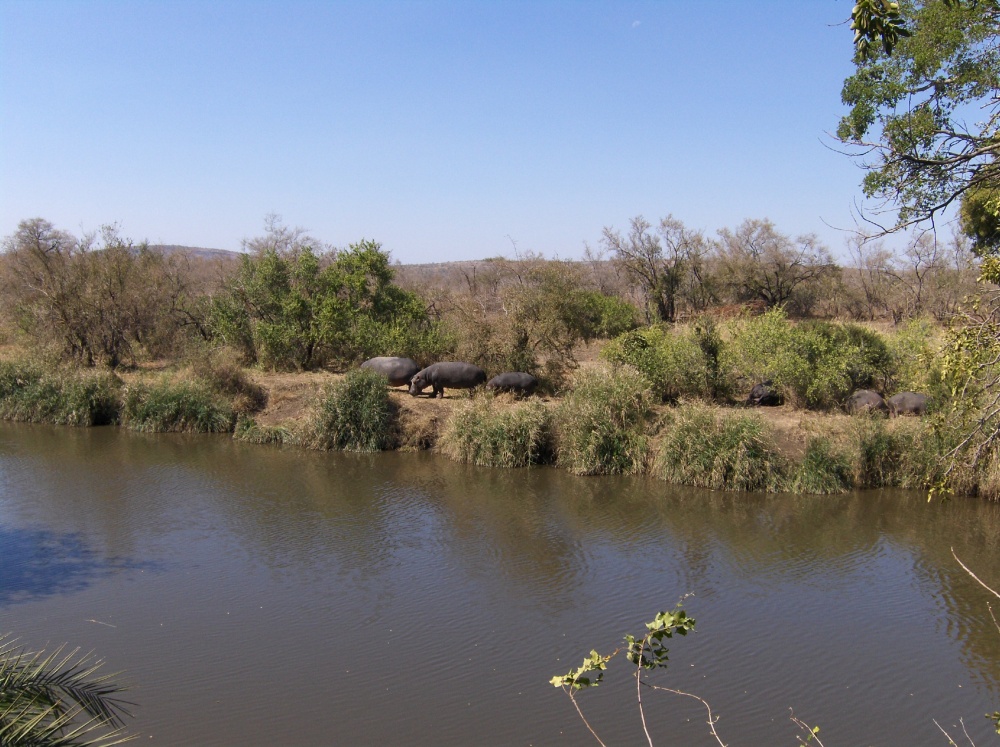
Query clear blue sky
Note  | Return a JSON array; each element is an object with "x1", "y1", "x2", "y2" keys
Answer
[{"x1": 1, "y1": 1, "x2": 872, "y2": 262}]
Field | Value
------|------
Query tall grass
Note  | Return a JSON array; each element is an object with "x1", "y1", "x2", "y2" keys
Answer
[
  {"x1": 553, "y1": 365, "x2": 652, "y2": 475},
  {"x1": 233, "y1": 415, "x2": 289, "y2": 445},
  {"x1": 439, "y1": 392, "x2": 550, "y2": 468},
  {"x1": 0, "y1": 362, "x2": 121, "y2": 426},
  {"x1": 300, "y1": 368, "x2": 395, "y2": 452},
  {"x1": 653, "y1": 404, "x2": 786, "y2": 492},
  {"x1": 122, "y1": 379, "x2": 235, "y2": 433},
  {"x1": 787, "y1": 437, "x2": 854, "y2": 494}
]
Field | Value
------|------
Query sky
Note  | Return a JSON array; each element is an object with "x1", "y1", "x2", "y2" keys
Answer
[{"x1": 0, "y1": 1, "x2": 882, "y2": 262}]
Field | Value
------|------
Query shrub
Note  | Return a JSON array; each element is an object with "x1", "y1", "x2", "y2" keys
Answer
[
  {"x1": 122, "y1": 379, "x2": 235, "y2": 433},
  {"x1": 721, "y1": 309, "x2": 897, "y2": 410},
  {"x1": 787, "y1": 437, "x2": 854, "y2": 494},
  {"x1": 884, "y1": 317, "x2": 945, "y2": 397},
  {"x1": 601, "y1": 326, "x2": 709, "y2": 402},
  {"x1": 300, "y1": 368, "x2": 395, "y2": 452},
  {"x1": 552, "y1": 365, "x2": 652, "y2": 475},
  {"x1": 571, "y1": 290, "x2": 639, "y2": 339},
  {"x1": 439, "y1": 392, "x2": 551, "y2": 468},
  {"x1": 653, "y1": 404, "x2": 785, "y2": 492},
  {"x1": 0, "y1": 362, "x2": 121, "y2": 426}
]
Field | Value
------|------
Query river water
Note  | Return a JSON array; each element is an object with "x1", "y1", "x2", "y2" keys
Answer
[{"x1": 2, "y1": 422, "x2": 1000, "y2": 745}]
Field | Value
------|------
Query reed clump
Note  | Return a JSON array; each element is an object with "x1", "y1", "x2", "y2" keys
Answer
[
  {"x1": 553, "y1": 364, "x2": 652, "y2": 476},
  {"x1": 121, "y1": 378, "x2": 235, "y2": 433},
  {"x1": 299, "y1": 368, "x2": 395, "y2": 452},
  {"x1": 0, "y1": 362, "x2": 121, "y2": 426},
  {"x1": 233, "y1": 415, "x2": 289, "y2": 445},
  {"x1": 787, "y1": 437, "x2": 854, "y2": 494},
  {"x1": 439, "y1": 391, "x2": 551, "y2": 468},
  {"x1": 653, "y1": 404, "x2": 786, "y2": 492}
]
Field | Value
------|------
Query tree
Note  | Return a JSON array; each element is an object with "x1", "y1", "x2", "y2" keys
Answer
[
  {"x1": 601, "y1": 215, "x2": 710, "y2": 323},
  {"x1": 1, "y1": 219, "x2": 192, "y2": 368},
  {"x1": 210, "y1": 218, "x2": 436, "y2": 369},
  {"x1": 714, "y1": 219, "x2": 836, "y2": 310},
  {"x1": 839, "y1": 0, "x2": 1000, "y2": 240}
]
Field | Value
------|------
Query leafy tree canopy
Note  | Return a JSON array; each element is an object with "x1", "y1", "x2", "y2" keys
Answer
[{"x1": 839, "y1": 0, "x2": 1000, "y2": 245}]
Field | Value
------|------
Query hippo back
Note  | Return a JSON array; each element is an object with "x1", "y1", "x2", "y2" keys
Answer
[
  {"x1": 360, "y1": 357, "x2": 421, "y2": 387},
  {"x1": 487, "y1": 372, "x2": 538, "y2": 395},
  {"x1": 846, "y1": 389, "x2": 888, "y2": 415},
  {"x1": 410, "y1": 362, "x2": 487, "y2": 395},
  {"x1": 888, "y1": 391, "x2": 928, "y2": 417},
  {"x1": 746, "y1": 380, "x2": 781, "y2": 407}
]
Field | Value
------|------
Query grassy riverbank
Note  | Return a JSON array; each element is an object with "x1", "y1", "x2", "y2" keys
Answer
[{"x1": 0, "y1": 351, "x2": 979, "y2": 498}]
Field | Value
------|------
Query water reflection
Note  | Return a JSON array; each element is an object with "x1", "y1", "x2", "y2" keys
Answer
[
  {"x1": 4, "y1": 423, "x2": 1000, "y2": 745},
  {"x1": 0, "y1": 525, "x2": 147, "y2": 605}
]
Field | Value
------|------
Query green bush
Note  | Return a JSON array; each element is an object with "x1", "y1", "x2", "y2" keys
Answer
[
  {"x1": 571, "y1": 291, "x2": 639, "y2": 339},
  {"x1": 210, "y1": 234, "x2": 436, "y2": 370},
  {"x1": 601, "y1": 326, "x2": 709, "y2": 402},
  {"x1": 884, "y1": 317, "x2": 945, "y2": 398},
  {"x1": 0, "y1": 362, "x2": 121, "y2": 426},
  {"x1": 439, "y1": 392, "x2": 551, "y2": 468},
  {"x1": 300, "y1": 368, "x2": 395, "y2": 452},
  {"x1": 553, "y1": 365, "x2": 652, "y2": 475},
  {"x1": 122, "y1": 379, "x2": 235, "y2": 433},
  {"x1": 653, "y1": 405, "x2": 785, "y2": 492},
  {"x1": 787, "y1": 437, "x2": 854, "y2": 494},
  {"x1": 722, "y1": 309, "x2": 897, "y2": 410},
  {"x1": 191, "y1": 356, "x2": 268, "y2": 415}
]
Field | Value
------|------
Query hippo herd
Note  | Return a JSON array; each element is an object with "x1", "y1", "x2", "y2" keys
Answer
[
  {"x1": 360, "y1": 356, "x2": 538, "y2": 398},
  {"x1": 745, "y1": 380, "x2": 929, "y2": 417}
]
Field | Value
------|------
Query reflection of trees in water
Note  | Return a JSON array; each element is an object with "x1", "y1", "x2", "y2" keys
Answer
[
  {"x1": 6, "y1": 422, "x2": 1000, "y2": 696},
  {"x1": 0, "y1": 525, "x2": 145, "y2": 606}
]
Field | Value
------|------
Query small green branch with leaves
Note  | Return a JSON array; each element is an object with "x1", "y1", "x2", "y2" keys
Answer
[{"x1": 550, "y1": 607, "x2": 697, "y2": 747}]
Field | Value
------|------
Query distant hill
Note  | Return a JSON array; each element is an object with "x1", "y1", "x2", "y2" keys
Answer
[{"x1": 147, "y1": 244, "x2": 241, "y2": 262}]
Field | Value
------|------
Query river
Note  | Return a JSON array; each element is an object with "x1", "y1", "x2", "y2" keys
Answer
[{"x1": 2, "y1": 421, "x2": 1000, "y2": 745}]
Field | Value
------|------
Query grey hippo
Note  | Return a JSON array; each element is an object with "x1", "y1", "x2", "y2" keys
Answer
[
  {"x1": 887, "y1": 391, "x2": 929, "y2": 417},
  {"x1": 486, "y1": 372, "x2": 538, "y2": 396},
  {"x1": 360, "y1": 357, "x2": 421, "y2": 387},
  {"x1": 846, "y1": 389, "x2": 889, "y2": 415},
  {"x1": 409, "y1": 362, "x2": 488, "y2": 398}
]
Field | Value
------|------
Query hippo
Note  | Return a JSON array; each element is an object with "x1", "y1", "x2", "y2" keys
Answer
[
  {"x1": 888, "y1": 391, "x2": 929, "y2": 417},
  {"x1": 360, "y1": 357, "x2": 421, "y2": 387},
  {"x1": 409, "y1": 362, "x2": 487, "y2": 398},
  {"x1": 746, "y1": 380, "x2": 782, "y2": 407},
  {"x1": 846, "y1": 389, "x2": 889, "y2": 415},
  {"x1": 486, "y1": 372, "x2": 538, "y2": 396}
]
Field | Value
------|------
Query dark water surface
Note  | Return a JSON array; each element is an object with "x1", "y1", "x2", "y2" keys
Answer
[{"x1": 2, "y1": 422, "x2": 1000, "y2": 745}]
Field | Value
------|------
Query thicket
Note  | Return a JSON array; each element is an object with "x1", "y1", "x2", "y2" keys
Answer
[
  {"x1": 601, "y1": 308, "x2": 936, "y2": 410},
  {"x1": 210, "y1": 219, "x2": 447, "y2": 371},
  {"x1": 0, "y1": 219, "x2": 203, "y2": 368}
]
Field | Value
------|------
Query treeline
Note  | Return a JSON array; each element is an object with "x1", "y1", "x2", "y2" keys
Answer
[{"x1": 0, "y1": 214, "x2": 979, "y2": 393}]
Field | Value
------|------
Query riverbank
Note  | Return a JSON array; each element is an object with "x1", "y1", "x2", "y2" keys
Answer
[{"x1": 0, "y1": 352, "x2": 970, "y2": 498}]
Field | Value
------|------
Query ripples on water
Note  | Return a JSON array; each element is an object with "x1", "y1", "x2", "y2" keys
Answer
[{"x1": 2, "y1": 424, "x2": 1000, "y2": 745}]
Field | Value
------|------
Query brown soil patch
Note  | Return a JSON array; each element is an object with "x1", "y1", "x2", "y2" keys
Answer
[
  {"x1": 749, "y1": 406, "x2": 856, "y2": 461},
  {"x1": 249, "y1": 370, "x2": 341, "y2": 427}
]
